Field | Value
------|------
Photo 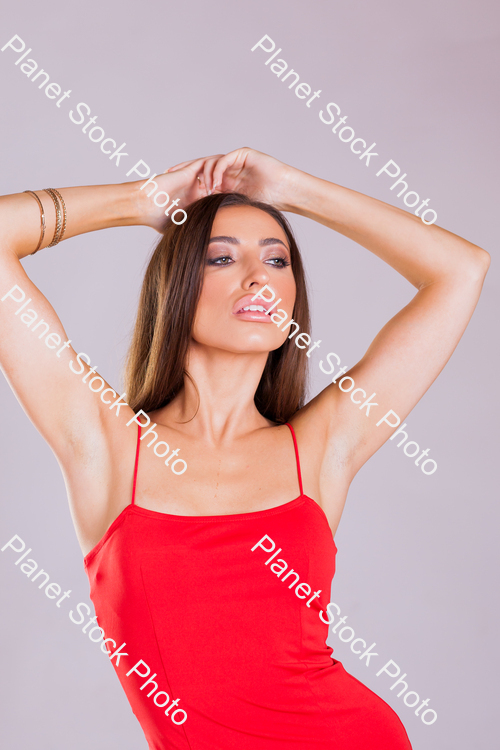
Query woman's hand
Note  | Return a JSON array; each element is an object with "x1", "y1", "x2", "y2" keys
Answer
[
  {"x1": 167, "y1": 147, "x2": 299, "y2": 211},
  {"x1": 131, "y1": 160, "x2": 219, "y2": 232}
]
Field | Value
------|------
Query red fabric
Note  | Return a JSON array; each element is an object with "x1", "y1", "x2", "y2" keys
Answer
[
  {"x1": 287, "y1": 422, "x2": 304, "y2": 496},
  {"x1": 84, "y1": 423, "x2": 412, "y2": 749}
]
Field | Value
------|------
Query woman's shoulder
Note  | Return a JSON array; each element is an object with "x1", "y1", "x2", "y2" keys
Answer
[{"x1": 288, "y1": 392, "x2": 356, "y2": 521}]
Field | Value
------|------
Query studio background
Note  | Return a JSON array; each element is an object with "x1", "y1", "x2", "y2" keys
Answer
[{"x1": 0, "y1": 1, "x2": 498, "y2": 748}]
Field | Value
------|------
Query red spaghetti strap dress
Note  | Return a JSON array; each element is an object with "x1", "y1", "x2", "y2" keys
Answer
[{"x1": 84, "y1": 423, "x2": 412, "y2": 750}]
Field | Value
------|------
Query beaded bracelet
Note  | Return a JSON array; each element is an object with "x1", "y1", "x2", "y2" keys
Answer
[
  {"x1": 43, "y1": 188, "x2": 63, "y2": 247},
  {"x1": 50, "y1": 188, "x2": 67, "y2": 243},
  {"x1": 24, "y1": 187, "x2": 68, "y2": 253}
]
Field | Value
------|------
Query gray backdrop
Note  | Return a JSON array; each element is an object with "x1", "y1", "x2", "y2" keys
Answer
[{"x1": 0, "y1": 1, "x2": 498, "y2": 748}]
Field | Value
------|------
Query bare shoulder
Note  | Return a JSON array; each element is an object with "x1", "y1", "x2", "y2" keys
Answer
[
  {"x1": 61, "y1": 400, "x2": 140, "y2": 558},
  {"x1": 288, "y1": 388, "x2": 355, "y2": 534}
]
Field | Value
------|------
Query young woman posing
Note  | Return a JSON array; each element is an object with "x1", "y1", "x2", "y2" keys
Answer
[{"x1": 0, "y1": 147, "x2": 489, "y2": 749}]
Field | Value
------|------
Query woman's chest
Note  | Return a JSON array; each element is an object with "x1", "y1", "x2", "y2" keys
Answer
[{"x1": 134, "y1": 435, "x2": 302, "y2": 516}]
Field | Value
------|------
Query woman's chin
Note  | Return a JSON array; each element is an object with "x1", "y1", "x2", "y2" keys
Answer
[{"x1": 191, "y1": 336, "x2": 285, "y2": 355}]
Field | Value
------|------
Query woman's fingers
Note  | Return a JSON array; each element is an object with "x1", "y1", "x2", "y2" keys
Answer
[
  {"x1": 203, "y1": 160, "x2": 214, "y2": 193},
  {"x1": 212, "y1": 150, "x2": 245, "y2": 193},
  {"x1": 164, "y1": 149, "x2": 255, "y2": 197},
  {"x1": 167, "y1": 154, "x2": 224, "y2": 174},
  {"x1": 212, "y1": 155, "x2": 230, "y2": 193},
  {"x1": 165, "y1": 155, "x2": 228, "y2": 196},
  {"x1": 201, "y1": 157, "x2": 221, "y2": 194},
  {"x1": 165, "y1": 160, "x2": 199, "y2": 174},
  {"x1": 167, "y1": 157, "x2": 203, "y2": 173}
]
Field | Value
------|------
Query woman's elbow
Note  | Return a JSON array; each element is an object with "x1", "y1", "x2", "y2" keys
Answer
[
  {"x1": 454, "y1": 245, "x2": 491, "y2": 285},
  {"x1": 471, "y1": 247, "x2": 491, "y2": 281}
]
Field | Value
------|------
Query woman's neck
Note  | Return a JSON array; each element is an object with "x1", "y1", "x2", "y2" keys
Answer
[{"x1": 154, "y1": 342, "x2": 272, "y2": 444}]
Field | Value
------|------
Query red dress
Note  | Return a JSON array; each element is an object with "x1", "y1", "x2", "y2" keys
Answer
[{"x1": 84, "y1": 423, "x2": 412, "y2": 749}]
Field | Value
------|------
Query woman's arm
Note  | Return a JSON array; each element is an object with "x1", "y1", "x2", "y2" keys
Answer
[
  {"x1": 172, "y1": 147, "x2": 490, "y2": 525},
  {"x1": 0, "y1": 168, "x2": 203, "y2": 552},
  {"x1": 283, "y1": 168, "x2": 489, "y2": 463},
  {"x1": 284, "y1": 170, "x2": 489, "y2": 290},
  {"x1": 2, "y1": 184, "x2": 141, "y2": 259},
  {"x1": 0, "y1": 183, "x2": 149, "y2": 553},
  {"x1": 0, "y1": 183, "x2": 142, "y2": 452}
]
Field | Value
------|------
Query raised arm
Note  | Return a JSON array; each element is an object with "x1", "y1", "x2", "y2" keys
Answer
[
  {"x1": 173, "y1": 147, "x2": 490, "y2": 526},
  {"x1": 286, "y1": 167, "x2": 490, "y2": 470},
  {"x1": 292, "y1": 167, "x2": 489, "y2": 476},
  {"x1": 0, "y1": 167, "x2": 202, "y2": 553},
  {"x1": 0, "y1": 183, "x2": 141, "y2": 448}
]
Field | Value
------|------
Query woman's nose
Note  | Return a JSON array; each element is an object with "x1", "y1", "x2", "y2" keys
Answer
[{"x1": 243, "y1": 261, "x2": 270, "y2": 290}]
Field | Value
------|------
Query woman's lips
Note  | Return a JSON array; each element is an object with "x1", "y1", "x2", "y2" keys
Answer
[
  {"x1": 233, "y1": 307, "x2": 273, "y2": 322},
  {"x1": 231, "y1": 295, "x2": 275, "y2": 322}
]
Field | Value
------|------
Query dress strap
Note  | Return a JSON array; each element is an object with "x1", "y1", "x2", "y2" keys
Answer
[
  {"x1": 131, "y1": 423, "x2": 142, "y2": 506},
  {"x1": 285, "y1": 422, "x2": 303, "y2": 496}
]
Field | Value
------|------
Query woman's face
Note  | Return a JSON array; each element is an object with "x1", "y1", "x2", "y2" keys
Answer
[{"x1": 191, "y1": 205, "x2": 297, "y2": 354}]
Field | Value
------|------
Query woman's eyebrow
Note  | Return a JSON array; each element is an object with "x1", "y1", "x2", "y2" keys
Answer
[
  {"x1": 208, "y1": 235, "x2": 288, "y2": 248},
  {"x1": 208, "y1": 235, "x2": 240, "y2": 245},
  {"x1": 258, "y1": 237, "x2": 288, "y2": 248}
]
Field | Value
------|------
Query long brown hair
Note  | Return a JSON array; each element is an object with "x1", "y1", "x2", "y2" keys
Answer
[{"x1": 124, "y1": 192, "x2": 310, "y2": 423}]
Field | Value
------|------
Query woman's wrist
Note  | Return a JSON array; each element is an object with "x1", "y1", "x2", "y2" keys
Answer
[
  {"x1": 94, "y1": 180, "x2": 148, "y2": 229},
  {"x1": 278, "y1": 167, "x2": 330, "y2": 218},
  {"x1": 48, "y1": 181, "x2": 150, "y2": 241},
  {"x1": 125, "y1": 173, "x2": 190, "y2": 232},
  {"x1": 123, "y1": 179, "x2": 157, "y2": 228},
  {"x1": 281, "y1": 168, "x2": 388, "y2": 232}
]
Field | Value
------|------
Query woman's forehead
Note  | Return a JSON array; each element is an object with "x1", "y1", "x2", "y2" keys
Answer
[{"x1": 210, "y1": 205, "x2": 288, "y2": 244}]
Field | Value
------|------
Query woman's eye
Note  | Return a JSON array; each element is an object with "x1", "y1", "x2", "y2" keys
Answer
[
  {"x1": 266, "y1": 257, "x2": 290, "y2": 268},
  {"x1": 207, "y1": 255, "x2": 290, "y2": 268},
  {"x1": 207, "y1": 256, "x2": 234, "y2": 265}
]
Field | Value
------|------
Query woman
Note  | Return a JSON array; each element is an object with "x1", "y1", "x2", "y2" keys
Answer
[{"x1": 0, "y1": 147, "x2": 489, "y2": 749}]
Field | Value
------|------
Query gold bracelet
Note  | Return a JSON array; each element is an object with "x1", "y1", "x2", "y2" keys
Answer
[
  {"x1": 50, "y1": 188, "x2": 67, "y2": 242},
  {"x1": 24, "y1": 190, "x2": 46, "y2": 255},
  {"x1": 44, "y1": 188, "x2": 63, "y2": 247}
]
